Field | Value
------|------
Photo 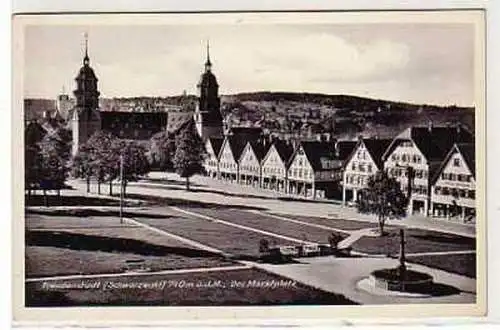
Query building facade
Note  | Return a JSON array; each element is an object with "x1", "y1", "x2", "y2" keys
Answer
[
  {"x1": 382, "y1": 125, "x2": 474, "y2": 216},
  {"x1": 218, "y1": 137, "x2": 246, "y2": 183},
  {"x1": 342, "y1": 138, "x2": 392, "y2": 205},
  {"x1": 288, "y1": 141, "x2": 356, "y2": 199},
  {"x1": 430, "y1": 143, "x2": 476, "y2": 223},
  {"x1": 203, "y1": 137, "x2": 223, "y2": 178},
  {"x1": 238, "y1": 141, "x2": 268, "y2": 187},
  {"x1": 261, "y1": 140, "x2": 294, "y2": 192}
]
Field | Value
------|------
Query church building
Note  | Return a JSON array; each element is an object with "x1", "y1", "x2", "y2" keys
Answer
[
  {"x1": 193, "y1": 42, "x2": 224, "y2": 140},
  {"x1": 70, "y1": 35, "x2": 101, "y2": 156}
]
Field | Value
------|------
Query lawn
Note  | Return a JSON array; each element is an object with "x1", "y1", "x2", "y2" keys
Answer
[
  {"x1": 269, "y1": 213, "x2": 395, "y2": 231},
  {"x1": 188, "y1": 207, "x2": 349, "y2": 244},
  {"x1": 132, "y1": 211, "x2": 294, "y2": 258},
  {"x1": 407, "y1": 253, "x2": 476, "y2": 278},
  {"x1": 25, "y1": 194, "x2": 145, "y2": 207},
  {"x1": 25, "y1": 268, "x2": 358, "y2": 306},
  {"x1": 25, "y1": 214, "x2": 234, "y2": 277},
  {"x1": 351, "y1": 228, "x2": 476, "y2": 255}
]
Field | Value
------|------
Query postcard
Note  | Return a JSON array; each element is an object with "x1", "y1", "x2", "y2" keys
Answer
[{"x1": 12, "y1": 10, "x2": 486, "y2": 325}]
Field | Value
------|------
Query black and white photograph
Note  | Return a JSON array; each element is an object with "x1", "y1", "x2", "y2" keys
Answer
[{"x1": 13, "y1": 10, "x2": 486, "y2": 321}]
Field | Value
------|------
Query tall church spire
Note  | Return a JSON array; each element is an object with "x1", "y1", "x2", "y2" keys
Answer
[
  {"x1": 204, "y1": 39, "x2": 212, "y2": 72},
  {"x1": 83, "y1": 32, "x2": 90, "y2": 66}
]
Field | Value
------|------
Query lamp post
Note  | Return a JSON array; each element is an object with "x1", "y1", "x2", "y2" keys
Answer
[
  {"x1": 398, "y1": 228, "x2": 407, "y2": 292},
  {"x1": 119, "y1": 152, "x2": 124, "y2": 224}
]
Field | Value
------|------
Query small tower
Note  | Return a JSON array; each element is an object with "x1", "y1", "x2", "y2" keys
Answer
[
  {"x1": 56, "y1": 85, "x2": 73, "y2": 121},
  {"x1": 71, "y1": 33, "x2": 101, "y2": 156},
  {"x1": 193, "y1": 40, "x2": 223, "y2": 140}
]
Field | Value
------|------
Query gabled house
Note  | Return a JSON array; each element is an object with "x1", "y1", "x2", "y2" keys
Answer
[
  {"x1": 342, "y1": 138, "x2": 392, "y2": 205},
  {"x1": 238, "y1": 140, "x2": 268, "y2": 187},
  {"x1": 382, "y1": 124, "x2": 474, "y2": 216},
  {"x1": 203, "y1": 137, "x2": 224, "y2": 178},
  {"x1": 287, "y1": 140, "x2": 356, "y2": 199},
  {"x1": 261, "y1": 140, "x2": 294, "y2": 192},
  {"x1": 218, "y1": 136, "x2": 247, "y2": 183},
  {"x1": 430, "y1": 143, "x2": 476, "y2": 223}
]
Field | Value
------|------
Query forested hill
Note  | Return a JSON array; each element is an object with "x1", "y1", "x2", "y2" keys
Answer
[{"x1": 220, "y1": 91, "x2": 475, "y2": 138}]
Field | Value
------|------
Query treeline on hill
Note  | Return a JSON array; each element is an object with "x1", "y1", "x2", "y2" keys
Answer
[
  {"x1": 225, "y1": 91, "x2": 474, "y2": 112},
  {"x1": 24, "y1": 121, "x2": 206, "y2": 205},
  {"x1": 222, "y1": 92, "x2": 475, "y2": 137}
]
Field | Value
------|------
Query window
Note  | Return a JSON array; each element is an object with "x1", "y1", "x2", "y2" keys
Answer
[
  {"x1": 359, "y1": 164, "x2": 365, "y2": 172},
  {"x1": 468, "y1": 190, "x2": 475, "y2": 199},
  {"x1": 351, "y1": 163, "x2": 356, "y2": 171},
  {"x1": 453, "y1": 158, "x2": 460, "y2": 167},
  {"x1": 402, "y1": 154, "x2": 407, "y2": 162},
  {"x1": 457, "y1": 174, "x2": 463, "y2": 182},
  {"x1": 450, "y1": 174, "x2": 457, "y2": 181},
  {"x1": 442, "y1": 187, "x2": 450, "y2": 195},
  {"x1": 434, "y1": 186, "x2": 441, "y2": 194},
  {"x1": 367, "y1": 164, "x2": 373, "y2": 173},
  {"x1": 459, "y1": 189, "x2": 467, "y2": 198}
]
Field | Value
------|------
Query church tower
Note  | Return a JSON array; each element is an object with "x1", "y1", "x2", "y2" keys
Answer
[
  {"x1": 71, "y1": 33, "x2": 101, "y2": 156},
  {"x1": 194, "y1": 41, "x2": 223, "y2": 140}
]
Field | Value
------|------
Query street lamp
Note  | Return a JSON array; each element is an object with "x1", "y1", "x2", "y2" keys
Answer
[{"x1": 119, "y1": 152, "x2": 124, "y2": 224}]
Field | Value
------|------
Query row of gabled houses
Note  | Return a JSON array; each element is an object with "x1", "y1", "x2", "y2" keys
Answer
[{"x1": 202, "y1": 123, "x2": 476, "y2": 223}]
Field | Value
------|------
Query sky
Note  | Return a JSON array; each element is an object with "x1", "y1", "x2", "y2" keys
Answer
[{"x1": 23, "y1": 23, "x2": 476, "y2": 107}]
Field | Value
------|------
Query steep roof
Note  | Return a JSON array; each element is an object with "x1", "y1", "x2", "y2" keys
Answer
[
  {"x1": 272, "y1": 139, "x2": 295, "y2": 164},
  {"x1": 345, "y1": 138, "x2": 392, "y2": 169},
  {"x1": 24, "y1": 99, "x2": 57, "y2": 121},
  {"x1": 207, "y1": 137, "x2": 224, "y2": 157},
  {"x1": 431, "y1": 142, "x2": 476, "y2": 184},
  {"x1": 457, "y1": 143, "x2": 476, "y2": 175},
  {"x1": 248, "y1": 140, "x2": 269, "y2": 162},
  {"x1": 222, "y1": 136, "x2": 248, "y2": 161},
  {"x1": 296, "y1": 140, "x2": 357, "y2": 171},
  {"x1": 335, "y1": 141, "x2": 358, "y2": 161},
  {"x1": 382, "y1": 125, "x2": 474, "y2": 162}
]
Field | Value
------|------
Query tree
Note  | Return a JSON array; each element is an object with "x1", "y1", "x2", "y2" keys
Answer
[
  {"x1": 70, "y1": 143, "x2": 93, "y2": 193},
  {"x1": 109, "y1": 139, "x2": 150, "y2": 197},
  {"x1": 149, "y1": 130, "x2": 176, "y2": 171},
  {"x1": 86, "y1": 131, "x2": 116, "y2": 194},
  {"x1": 25, "y1": 122, "x2": 45, "y2": 197},
  {"x1": 356, "y1": 170, "x2": 407, "y2": 236},
  {"x1": 38, "y1": 133, "x2": 70, "y2": 205},
  {"x1": 173, "y1": 122, "x2": 206, "y2": 190},
  {"x1": 25, "y1": 143, "x2": 43, "y2": 197}
]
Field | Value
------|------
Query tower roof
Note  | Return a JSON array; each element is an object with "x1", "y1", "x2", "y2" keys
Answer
[
  {"x1": 205, "y1": 39, "x2": 212, "y2": 69},
  {"x1": 75, "y1": 32, "x2": 98, "y2": 81}
]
